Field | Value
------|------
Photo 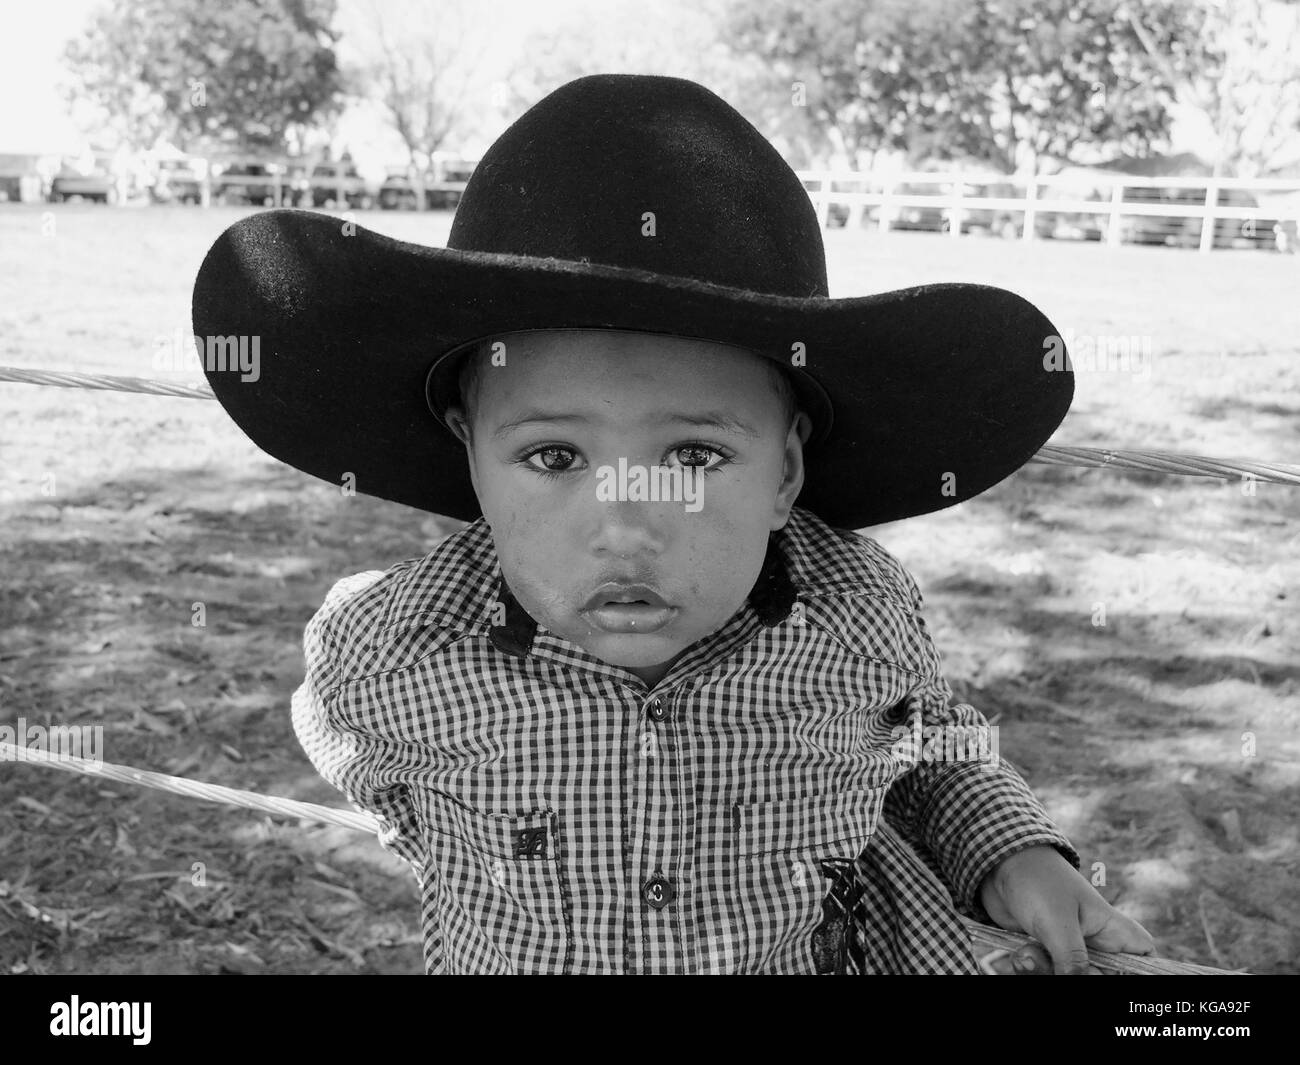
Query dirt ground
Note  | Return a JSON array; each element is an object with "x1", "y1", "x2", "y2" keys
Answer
[{"x1": 1, "y1": 204, "x2": 1297, "y2": 974}]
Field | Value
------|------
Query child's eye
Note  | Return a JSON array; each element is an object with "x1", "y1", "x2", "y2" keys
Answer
[
  {"x1": 521, "y1": 446, "x2": 583, "y2": 477},
  {"x1": 516, "y1": 442, "x2": 732, "y2": 480},
  {"x1": 666, "y1": 443, "x2": 731, "y2": 473}
]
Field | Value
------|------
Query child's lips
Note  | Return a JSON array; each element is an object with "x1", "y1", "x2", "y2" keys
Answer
[
  {"x1": 579, "y1": 583, "x2": 676, "y2": 633},
  {"x1": 580, "y1": 582, "x2": 670, "y2": 611},
  {"x1": 581, "y1": 602, "x2": 678, "y2": 634}
]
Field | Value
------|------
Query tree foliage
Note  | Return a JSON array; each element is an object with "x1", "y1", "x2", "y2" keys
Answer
[
  {"x1": 1123, "y1": 0, "x2": 1300, "y2": 176},
  {"x1": 725, "y1": 0, "x2": 1205, "y2": 171},
  {"x1": 343, "y1": 0, "x2": 492, "y2": 167},
  {"x1": 64, "y1": 0, "x2": 345, "y2": 153},
  {"x1": 496, "y1": 0, "x2": 746, "y2": 124}
]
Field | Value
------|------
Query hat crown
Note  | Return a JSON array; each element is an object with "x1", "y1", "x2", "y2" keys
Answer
[{"x1": 448, "y1": 74, "x2": 829, "y2": 298}]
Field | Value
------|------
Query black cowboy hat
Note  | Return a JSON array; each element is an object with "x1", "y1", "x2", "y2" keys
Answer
[{"x1": 192, "y1": 73, "x2": 1072, "y2": 530}]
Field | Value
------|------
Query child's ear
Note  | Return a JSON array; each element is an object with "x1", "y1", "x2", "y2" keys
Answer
[
  {"x1": 443, "y1": 404, "x2": 473, "y2": 449},
  {"x1": 443, "y1": 403, "x2": 483, "y2": 503},
  {"x1": 772, "y1": 410, "x2": 812, "y2": 529},
  {"x1": 792, "y1": 409, "x2": 812, "y2": 446}
]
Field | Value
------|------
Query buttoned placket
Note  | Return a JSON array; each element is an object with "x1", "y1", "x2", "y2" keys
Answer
[
  {"x1": 483, "y1": 534, "x2": 798, "y2": 973},
  {"x1": 553, "y1": 619, "x2": 783, "y2": 972},
  {"x1": 620, "y1": 682, "x2": 689, "y2": 973}
]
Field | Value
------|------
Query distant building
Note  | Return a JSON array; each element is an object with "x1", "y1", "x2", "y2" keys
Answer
[{"x1": 0, "y1": 152, "x2": 52, "y2": 202}]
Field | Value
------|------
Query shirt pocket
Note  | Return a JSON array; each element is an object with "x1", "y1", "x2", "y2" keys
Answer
[
  {"x1": 730, "y1": 785, "x2": 889, "y2": 973},
  {"x1": 416, "y1": 789, "x2": 571, "y2": 974}
]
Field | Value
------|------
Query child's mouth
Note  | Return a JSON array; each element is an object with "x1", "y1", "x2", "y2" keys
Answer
[
  {"x1": 581, "y1": 602, "x2": 678, "y2": 634},
  {"x1": 580, "y1": 584, "x2": 677, "y2": 633}
]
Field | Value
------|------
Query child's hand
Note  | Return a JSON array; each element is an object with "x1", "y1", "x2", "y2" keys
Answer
[{"x1": 978, "y1": 845, "x2": 1156, "y2": 974}]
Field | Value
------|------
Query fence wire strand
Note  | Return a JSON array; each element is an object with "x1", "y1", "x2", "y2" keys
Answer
[
  {"x1": 0, "y1": 740, "x2": 378, "y2": 833},
  {"x1": 2, "y1": 364, "x2": 1297, "y2": 486},
  {"x1": 0, "y1": 740, "x2": 1240, "y2": 974}
]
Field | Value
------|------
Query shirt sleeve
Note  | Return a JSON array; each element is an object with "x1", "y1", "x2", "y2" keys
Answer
[
  {"x1": 881, "y1": 568, "x2": 1080, "y2": 919},
  {"x1": 290, "y1": 572, "x2": 426, "y2": 873}
]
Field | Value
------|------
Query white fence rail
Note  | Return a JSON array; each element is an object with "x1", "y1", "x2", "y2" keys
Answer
[{"x1": 797, "y1": 170, "x2": 1300, "y2": 253}]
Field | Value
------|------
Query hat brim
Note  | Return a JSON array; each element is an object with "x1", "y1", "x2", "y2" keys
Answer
[{"x1": 192, "y1": 209, "x2": 1073, "y2": 529}]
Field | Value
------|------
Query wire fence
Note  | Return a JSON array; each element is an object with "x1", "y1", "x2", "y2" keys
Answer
[
  {"x1": 3, "y1": 364, "x2": 1298, "y2": 487},
  {"x1": 1, "y1": 361, "x2": 1280, "y2": 975},
  {"x1": 0, "y1": 740, "x2": 1239, "y2": 974}
]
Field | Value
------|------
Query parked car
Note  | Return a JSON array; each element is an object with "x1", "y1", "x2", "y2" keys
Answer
[
  {"x1": 888, "y1": 181, "x2": 951, "y2": 231},
  {"x1": 151, "y1": 157, "x2": 204, "y2": 204},
  {"x1": 959, "y1": 180, "x2": 1023, "y2": 237},
  {"x1": 212, "y1": 158, "x2": 290, "y2": 206},
  {"x1": 0, "y1": 153, "x2": 42, "y2": 202},
  {"x1": 426, "y1": 156, "x2": 475, "y2": 209},
  {"x1": 824, "y1": 201, "x2": 851, "y2": 227},
  {"x1": 1113, "y1": 185, "x2": 1169, "y2": 245},
  {"x1": 378, "y1": 166, "x2": 426, "y2": 210},
  {"x1": 1120, "y1": 185, "x2": 1280, "y2": 249},
  {"x1": 49, "y1": 154, "x2": 119, "y2": 204},
  {"x1": 1168, "y1": 187, "x2": 1281, "y2": 250},
  {"x1": 1040, "y1": 212, "x2": 1105, "y2": 241},
  {"x1": 1046, "y1": 170, "x2": 1119, "y2": 241},
  {"x1": 961, "y1": 180, "x2": 1105, "y2": 241},
  {"x1": 309, "y1": 161, "x2": 372, "y2": 209}
]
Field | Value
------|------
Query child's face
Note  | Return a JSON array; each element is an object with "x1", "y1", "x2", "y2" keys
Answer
[{"x1": 443, "y1": 330, "x2": 811, "y2": 688}]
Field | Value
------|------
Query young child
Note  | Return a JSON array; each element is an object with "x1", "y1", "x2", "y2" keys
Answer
[{"x1": 192, "y1": 73, "x2": 1155, "y2": 974}]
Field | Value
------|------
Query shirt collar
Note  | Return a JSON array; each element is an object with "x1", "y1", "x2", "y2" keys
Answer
[{"x1": 374, "y1": 505, "x2": 884, "y2": 659}]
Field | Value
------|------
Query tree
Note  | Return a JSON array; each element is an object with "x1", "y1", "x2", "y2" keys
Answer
[
  {"x1": 1122, "y1": 0, "x2": 1300, "y2": 177},
  {"x1": 63, "y1": 0, "x2": 345, "y2": 154},
  {"x1": 724, "y1": 0, "x2": 1202, "y2": 172},
  {"x1": 342, "y1": 0, "x2": 493, "y2": 185},
  {"x1": 491, "y1": 0, "x2": 773, "y2": 156},
  {"x1": 756, "y1": 0, "x2": 979, "y2": 167},
  {"x1": 957, "y1": 0, "x2": 1201, "y2": 172}
]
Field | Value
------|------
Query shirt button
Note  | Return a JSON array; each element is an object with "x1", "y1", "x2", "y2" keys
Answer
[
  {"x1": 647, "y1": 697, "x2": 669, "y2": 722},
  {"x1": 642, "y1": 874, "x2": 675, "y2": 910}
]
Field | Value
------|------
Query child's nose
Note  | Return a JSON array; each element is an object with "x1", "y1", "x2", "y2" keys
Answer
[{"x1": 586, "y1": 499, "x2": 672, "y2": 558}]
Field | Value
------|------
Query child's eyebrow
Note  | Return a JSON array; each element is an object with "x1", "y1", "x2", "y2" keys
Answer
[
  {"x1": 665, "y1": 412, "x2": 761, "y2": 439},
  {"x1": 492, "y1": 410, "x2": 760, "y2": 440}
]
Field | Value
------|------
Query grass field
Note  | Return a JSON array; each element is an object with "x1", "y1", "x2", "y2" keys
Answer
[{"x1": 1, "y1": 203, "x2": 1297, "y2": 973}]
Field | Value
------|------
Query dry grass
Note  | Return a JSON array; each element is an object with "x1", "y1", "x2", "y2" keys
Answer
[{"x1": 1, "y1": 203, "x2": 1297, "y2": 973}]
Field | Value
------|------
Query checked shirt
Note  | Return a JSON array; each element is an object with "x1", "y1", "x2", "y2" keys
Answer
[{"x1": 291, "y1": 505, "x2": 1078, "y2": 974}]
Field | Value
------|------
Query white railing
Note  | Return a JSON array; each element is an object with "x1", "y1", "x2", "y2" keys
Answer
[{"x1": 797, "y1": 170, "x2": 1300, "y2": 253}]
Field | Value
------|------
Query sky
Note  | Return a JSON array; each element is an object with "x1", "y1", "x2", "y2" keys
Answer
[{"x1": 0, "y1": 0, "x2": 100, "y2": 153}]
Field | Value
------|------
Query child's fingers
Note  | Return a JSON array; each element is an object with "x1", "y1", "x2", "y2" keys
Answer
[
  {"x1": 1083, "y1": 909, "x2": 1158, "y2": 956},
  {"x1": 1010, "y1": 898, "x2": 1158, "y2": 973},
  {"x1": 1032, "y1": 909, "x2": 1095, "y2": 974},
  {"x1": 1011, "y1": 940, "x2": 1104, "y2": 975}
]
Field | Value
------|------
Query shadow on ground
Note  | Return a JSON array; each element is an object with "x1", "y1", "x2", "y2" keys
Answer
[{"x1": 1, "y1": 456, "x2": 1296, "y2": 972}]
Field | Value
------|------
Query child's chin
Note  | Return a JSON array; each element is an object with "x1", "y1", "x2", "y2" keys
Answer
[{"x1": 577, "y1": 630, "x2": 686, "y2": 668}]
